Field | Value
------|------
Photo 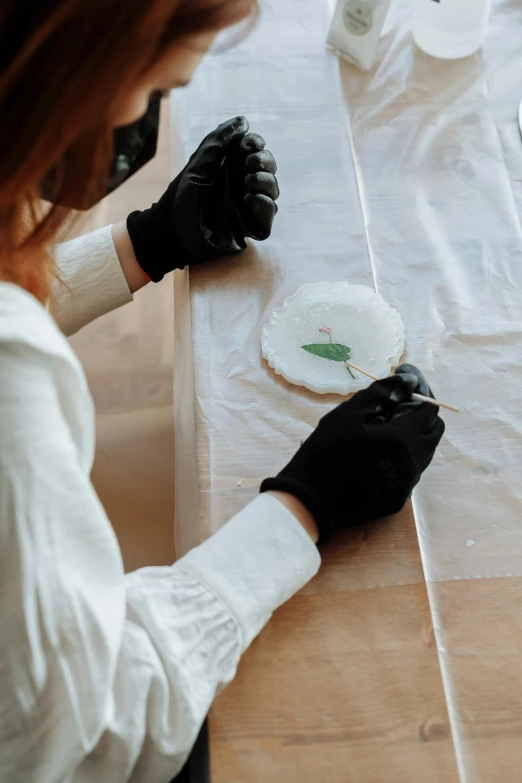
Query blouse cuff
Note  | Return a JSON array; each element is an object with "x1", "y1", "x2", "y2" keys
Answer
[
  {"x1": 176, "y1": 493, "x2": 321, "y2": 650},
  {"x1": 52, "y1": 225, "x2": 132, "y2": 336}
]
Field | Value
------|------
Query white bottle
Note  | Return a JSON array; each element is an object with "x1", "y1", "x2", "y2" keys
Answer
[
  {"x1": 413, "y1": 0, "x2": 492, "y2": 60},
  {"x1": 381, "y1": 0, "x2": 398, "y2": 37},
  {"x1": 327, "y1": 0, "x2": 394, "y2": 71}
]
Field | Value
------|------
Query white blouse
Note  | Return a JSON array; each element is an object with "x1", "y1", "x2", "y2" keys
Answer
[{"x1": 0, "y1": 225, "x2": 320, "y2": 783}]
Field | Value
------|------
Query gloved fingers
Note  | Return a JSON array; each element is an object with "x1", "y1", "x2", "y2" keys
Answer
[
  {"x1": 191, "y1": 116, "x2": 250, "y2": 171},
  {"x1": 355, "y1": 375, "x2": 441, "y2": 436},
  {"x1": 242, "y1": 192, "x2": 277, "y2": 240},
  {"x1": 207, "y1": 116, "x2": 250, "y2": 146},
  {"x1": 240, "y1": 132, "x2": 266, "y2": 155},
  {"x1": 394, "y1": 363, "x2": 433, "y2": 398},
  {"x1": 392, "y1": 388, "x2": 439, "y2": 434},
  {"x1": 200, "y1": 185, "x2": 238, "y2": 252},
  {"x1": 391, "y1": 363, "x2": 443, "y2": 434},
  {"x1": 245, "y1": 149, "x2": 277, "y2": 175},
  {"x1": 424, "y1": 415, "x2": 445, "y2": 450},
  {"x1": 245, "y1": 171, "x2": 280, "y2": 200},
  {"x1": 355, "y1": 375, "x2": 418, "y2": 414},
  {"x1": 317, "y1": 376, "x2": 410, "y2": 431},
  {"x1": 414, "y1": 417, "x2": 445, "y2": 473}
]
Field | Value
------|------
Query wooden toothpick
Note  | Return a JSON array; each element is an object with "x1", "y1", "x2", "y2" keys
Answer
[{"x1": 346, "y1": 361, "x2": 460, "y2": 414}]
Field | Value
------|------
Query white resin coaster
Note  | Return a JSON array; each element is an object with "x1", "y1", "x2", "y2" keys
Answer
[{"x1": 261, "y1": 282, "x2": 405, "y2": 395}]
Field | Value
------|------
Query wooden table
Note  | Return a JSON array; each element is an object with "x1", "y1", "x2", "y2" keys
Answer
[
  {"x1": 171, "y1": 1, "x2": 522, "y2": 779},
  {"x1": 209, "y1": 507, "x2": 459, "y2": 782}
]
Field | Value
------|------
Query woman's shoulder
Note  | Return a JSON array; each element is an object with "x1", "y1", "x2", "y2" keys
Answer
[
  {"x1": 0, "y1": 282, "x2": 93, "y2": 461},
  {"x1": 0, "y1": 282, "x2": 83, "y2": 370}
]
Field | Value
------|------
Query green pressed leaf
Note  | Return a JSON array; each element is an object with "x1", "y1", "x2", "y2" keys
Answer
[{"x1": 301, "y1": 343, "x2": 351, "y2": 362}]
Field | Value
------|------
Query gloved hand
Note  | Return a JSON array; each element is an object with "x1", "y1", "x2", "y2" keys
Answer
[
  {"x1": 126, "y1": 116, "x2": 279, "y2": 282},
  {"x1": 260, "y1": 365, "x2": 445, "y2": 545}
]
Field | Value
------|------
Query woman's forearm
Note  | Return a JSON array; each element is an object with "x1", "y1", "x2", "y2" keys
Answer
[
  {"x1": 111, "y1": 221, "x2": 150, "y2": 294},
  {"x1": 266, "y1": 491, "x2": 319, "y2": 543}
]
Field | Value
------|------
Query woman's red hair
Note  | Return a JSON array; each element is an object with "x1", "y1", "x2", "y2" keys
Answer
[{"x1": 0, "y1": 0, "x2": 256, "y2": 303}]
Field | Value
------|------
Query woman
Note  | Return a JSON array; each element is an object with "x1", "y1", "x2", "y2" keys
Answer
[{"x1": 0, "y1": 2, "x2": 444, "y2": 782}]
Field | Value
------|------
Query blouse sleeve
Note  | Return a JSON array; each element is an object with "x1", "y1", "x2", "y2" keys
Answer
[
  {"x1": 52, "y1": 225, "x2": 133, "y2": 336},
  {"x1": 0, "y1": 340, "x2": 320, "y2": 783}
]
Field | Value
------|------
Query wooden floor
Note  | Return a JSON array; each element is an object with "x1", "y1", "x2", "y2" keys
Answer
[{"x1": 70, "y1": 99, "x2": 177, "y2": 572}]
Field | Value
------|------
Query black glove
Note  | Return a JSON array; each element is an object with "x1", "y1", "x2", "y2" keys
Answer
[
  {"x1": 260, "y1": 365, "x2": 445, "y2": 545},
  {"x1": 126, "y1": 116, "x2": 279, "y2": 282}
]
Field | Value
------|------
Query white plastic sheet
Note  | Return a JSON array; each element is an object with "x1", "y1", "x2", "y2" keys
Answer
[{"x1": 173, "y1": 1, "x2": 522, "y2": 777}]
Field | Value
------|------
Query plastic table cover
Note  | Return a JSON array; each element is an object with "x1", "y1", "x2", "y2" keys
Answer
[{"x1": 173, "y1": 1, "x2": 522, "y2": 778}]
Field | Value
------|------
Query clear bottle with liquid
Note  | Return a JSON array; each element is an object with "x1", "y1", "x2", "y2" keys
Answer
[{"x1": 413, "y1": 0, "x2": 492, "y2": 60}]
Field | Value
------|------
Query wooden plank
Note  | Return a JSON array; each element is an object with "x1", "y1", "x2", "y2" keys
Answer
[
  {"x1": 210, "y1": 514, "x2": 459, "y2": 782},
  {"x1": 431, "y1": 578, "x2": 522, "y2": 783}
]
